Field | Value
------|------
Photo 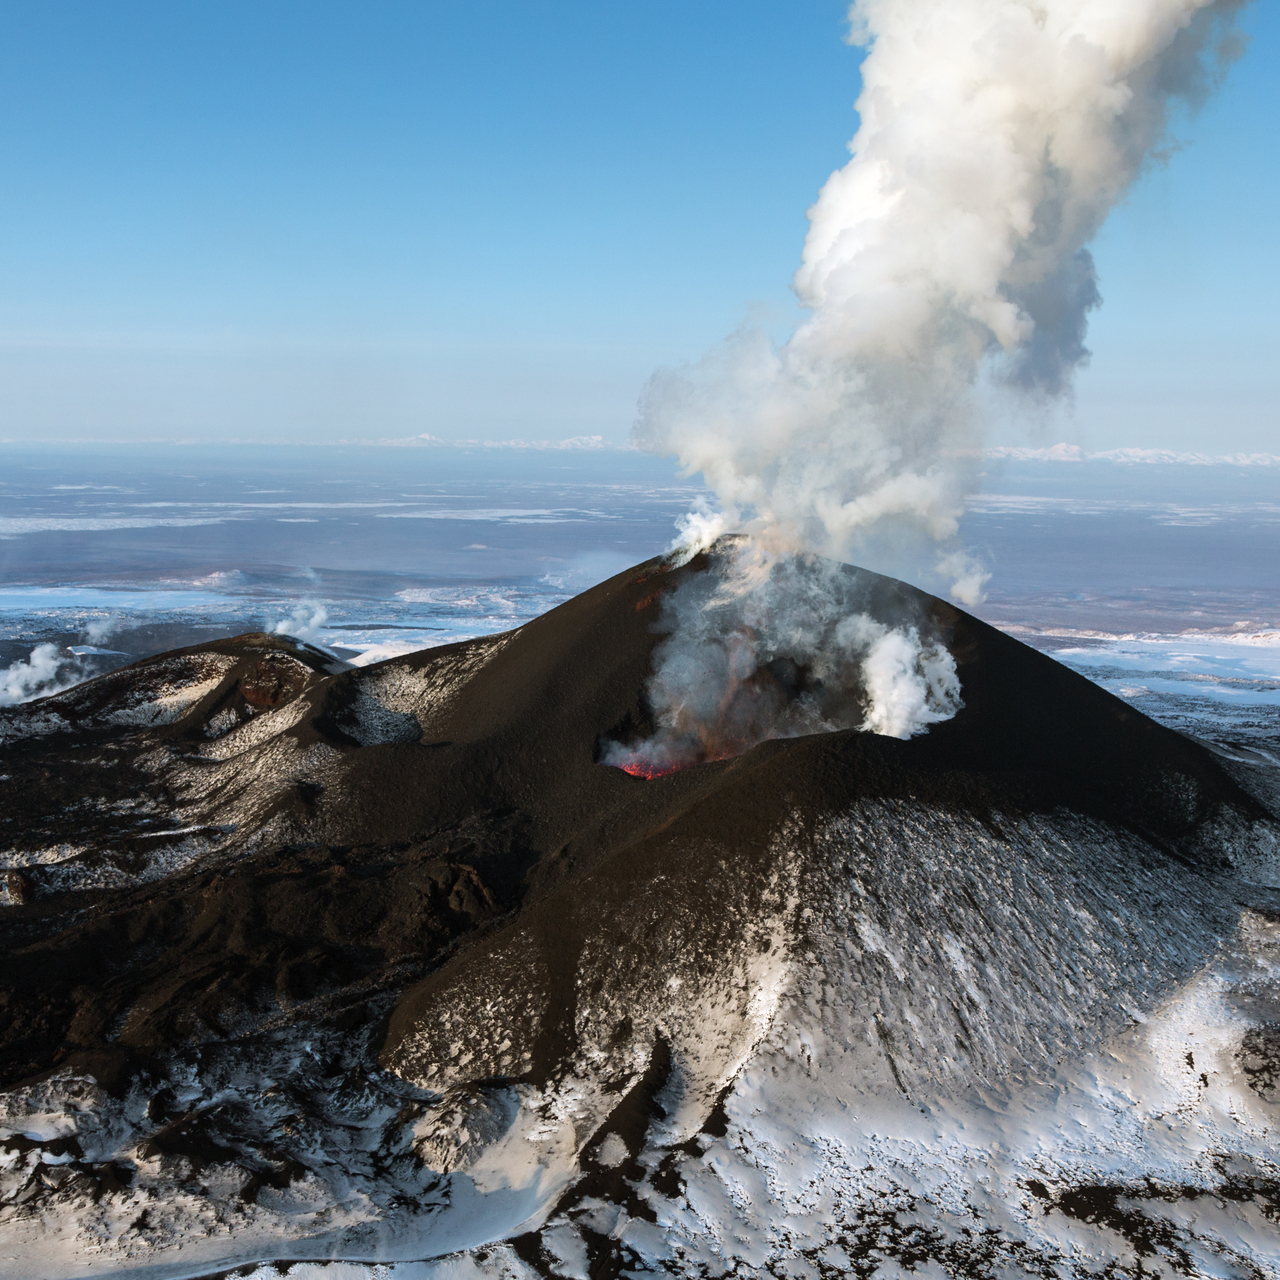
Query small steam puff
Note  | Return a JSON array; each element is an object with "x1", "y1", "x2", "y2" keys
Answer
[
  {"x1": 82, "y1": 614, "x2": 118, "y2": 645},
  {"x1": 272, "y1": 600, "x2": 329, "y2": 645},
  {"x1": 603, "y1": 547, "x2": 961, "y2": 776},
  {"x1": 846, "y1": 615, "x2": 961, "y2": 739},
  {"x1": 639, "y1": 0, "x2": 1246, "y2": 600}
]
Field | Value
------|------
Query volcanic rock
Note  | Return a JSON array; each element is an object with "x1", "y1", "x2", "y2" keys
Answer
[{"x1": 0, "y1": 548, "x2": 1277, "y2": 1278}]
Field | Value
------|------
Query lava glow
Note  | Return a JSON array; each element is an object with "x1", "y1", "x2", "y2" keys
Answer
[
  {"x1": 614, "y1": 760, "x2": 685, "y2": 780},
  {"x1": 608, "y1": 740, "x2": 747, "y2": 779}
]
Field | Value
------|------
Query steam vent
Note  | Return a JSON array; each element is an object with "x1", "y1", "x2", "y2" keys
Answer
[{"x1": 1, "y1": 543, "x2": 1278, "y2": 1278}]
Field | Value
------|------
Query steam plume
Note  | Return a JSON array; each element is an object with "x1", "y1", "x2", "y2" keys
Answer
[
  {"x1": 83, "y1": 615, "x2": 119, "y2": 645},
  {"x1": 272, "y1": 601, "x2": 329, "y2": 646},
  {"x1": 0, "y1": 644, "x2": 82, "y2": 707},
  {"x1": 640, "y1": 0, "x2": 1247, "y2": 600}
]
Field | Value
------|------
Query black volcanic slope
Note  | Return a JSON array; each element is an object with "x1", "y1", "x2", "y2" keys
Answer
[{"x1": 0, "y1": 547, "x2": 1277, "y2": 1278}]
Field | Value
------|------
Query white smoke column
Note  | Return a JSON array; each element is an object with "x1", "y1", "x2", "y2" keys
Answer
[{"x1": 640, "y1": 0, "x2": 1247, "y2": 600}]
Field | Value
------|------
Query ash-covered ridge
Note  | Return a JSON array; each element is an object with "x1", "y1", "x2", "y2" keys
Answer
[{"x1": 0, "y1": 546, "x2": 1278, "y2": 1280}]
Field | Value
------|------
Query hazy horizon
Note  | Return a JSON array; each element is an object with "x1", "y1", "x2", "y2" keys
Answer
[{"x1": 0, "y1": 0, "x2": 1274, "y2": 454}]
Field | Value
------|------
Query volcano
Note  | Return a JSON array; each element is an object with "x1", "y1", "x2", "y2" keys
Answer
[{"x1": 1, "y1": 546, "x2": 1278, "y2": 1279}]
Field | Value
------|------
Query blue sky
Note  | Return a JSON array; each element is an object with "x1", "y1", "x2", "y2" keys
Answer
[{"x1": 0, "y1": 0, "x2": 1274, "y2": 451}]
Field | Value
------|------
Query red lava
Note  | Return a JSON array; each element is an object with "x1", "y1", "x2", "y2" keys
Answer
[{"x1": 614, "y1": 760, "x2": 685, "y2": 780}]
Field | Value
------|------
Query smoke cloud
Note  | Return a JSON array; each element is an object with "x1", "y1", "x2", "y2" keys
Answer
[{"x1": 640, "y1": 0, "x2": 1247, "y2": 598}]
